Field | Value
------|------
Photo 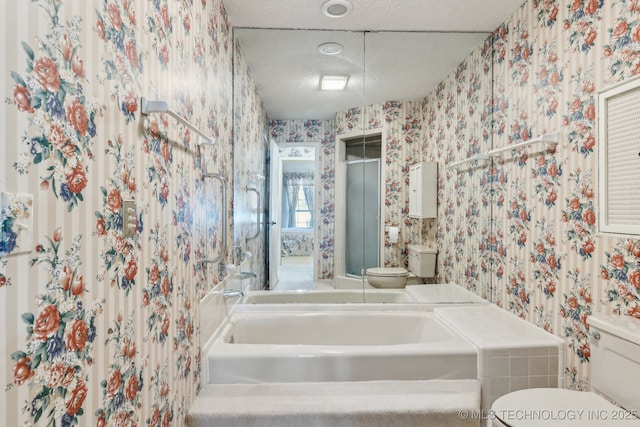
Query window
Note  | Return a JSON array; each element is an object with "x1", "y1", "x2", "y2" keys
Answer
[{"x1": 294, "y1": 187, "x2": 311, "y2": 228}]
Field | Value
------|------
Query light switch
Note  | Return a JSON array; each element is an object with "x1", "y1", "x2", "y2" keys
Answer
[
  {"x1": 122, "y1": 200, "x2": 137, "y2": 237},
  {"x1": 1, "y1": 192, "x2": 34, "y2": 255}
]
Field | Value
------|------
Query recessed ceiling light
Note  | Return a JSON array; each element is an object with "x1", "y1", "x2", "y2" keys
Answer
[
  {"x1": 318, "y1": 42, "x2": 344, "y2": 55},
  {"x1": 321, "y1": 0, "x2": 353, "y2": 18},
  {"x1": 320, "y1": 75, "x2": 349, "y2": 91}
]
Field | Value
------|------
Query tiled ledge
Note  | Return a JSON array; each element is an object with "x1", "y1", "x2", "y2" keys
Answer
[{"x1": 434, "y1": 304, "x2": 566, "y2": 412}]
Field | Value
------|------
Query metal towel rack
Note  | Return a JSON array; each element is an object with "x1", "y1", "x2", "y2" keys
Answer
[
  {"x1": 246, "y1": 186, "x2": 261, "y2": 241},
  {"x1": 204, "y1": 173, "x2": 227, "y2": 265},
  {"x1": 448, "y1": 132, "x2": 559, "y2": 170},
  {"x1": 141, "y1": 97, "x2": 215, "y2": 145}
]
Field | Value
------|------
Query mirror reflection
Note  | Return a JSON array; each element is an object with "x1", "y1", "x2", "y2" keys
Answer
[{"x1": 233, "y1": 28, "x2": 492, "y2": 302}]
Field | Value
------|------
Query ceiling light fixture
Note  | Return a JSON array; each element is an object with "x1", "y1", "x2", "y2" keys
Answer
[
  {"x1": 321, "y1": 0, "x2": 353, "y2": 18},
  {"x1": 318, "y1": 42, "x2": 344, "y2": 55},
  {"x1": 320, "y1": 75, "x2": 349, "y2": 91}
]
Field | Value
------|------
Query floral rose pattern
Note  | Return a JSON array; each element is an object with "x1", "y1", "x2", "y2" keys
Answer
[
  {"x1": 1, "y1": 192, "x2": 33, "y2": 258},
  {"x1": 10, "y1": 0, "x2": 103, "y2": 211},
  {"x1": 563, "y1": 68, "x2": 596, "y2": 157},
  {"x1": 173, "y1": 285, "x2": 195, "y2": 381},
  {"x1": 143, "y1": 115, "x2": 173, "y2": 207},
  {"x1": 604, "y1": 0, "x2": 640, "y2": 79},
  {"x1": 143, "y1": 224, "x2": 173, "y2": 344},
  {"x1": 532, "y1": 152, "x2": 563, "y2": 208},
  {"x1": 508, "y1": 22, "x2": 533, "y2": 86},
  {"x1": 564, "y1": 0, "x2": 603, "y2": 52},
  {"x1": 534, "y1": 304, "x2": 554, "y2": 333},
  {"x1": 146, "y1": 0, "x2": 173, "y2": 68},
  {"x1": 490, "y1": 78, "x2": 509, "y2": 137},
  {"x1": 533, "y1": 0, "x2": 560, "y2": 28},
  {"x1": 96, "y1": 0, "x2": 144, "y2": 122},
  {"x1": 9, "y1": 230, "x2": 103, "y2": 426},
  {"x1": 507, "y1": 260, "x2": 531, "y2": 319},
  {"x1": 531, "y1": 221, "x2": 561, "y2": 298},
  {"x1": 173, "y1": 164, "x2": 193, "y2": 264},
  {"x1": 493, "y1": 24, "x2": 509, "y2": 65},
  {"x1": 534, "y1": 42, "x2": 563, "y2": 117},
  {"x1": 1, "y1": 192, "x2": 34, "y2": 287},
  {"x1": 507, "y1": 183, "x2": 532, "y2": 248},
  {"x1": 562, "y1": 171, "x2": 596, "y2": 260},
  {"x1": 565, "y1": 366, "x2": 589, "y2": 391},
  {"x1": 602, "y1": 239, "x2": 640, "y2": 318},
  {"x1": 335, "y1": 107, "x2": 361, "y2": 135},
  {"x1": 95, "y1": 136, "x2": 142, "y2": 294},
  {"x1": 146, "y1": 364, "x2": 174, "y2": 427},
  {"x1": 3, "y1": 0, "x2": 235, "y2": 425},
  {"x1": 507, "y1": 110, "x2": 533, "y2": 148},
  {"x1": 5, "y1": 1, "x2": 640, "y2": 424},
  {"x1": 560, "y1": 269, "x2": 593, "y2": 363},
  {"x1": 96, "y1": 313, "x2": 144, "y2": 426}
]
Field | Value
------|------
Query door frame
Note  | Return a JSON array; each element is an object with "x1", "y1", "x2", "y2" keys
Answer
[
  {"x1": 269, "y1": 141, "x2": 320, "y2": 284},
  {"x1": 334, "y1": 127, "x2": 386, "y2": 278}
]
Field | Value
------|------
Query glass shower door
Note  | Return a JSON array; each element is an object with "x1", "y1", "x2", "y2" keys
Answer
[{"x1": 345, "y1": 159, "x2": 380, "y2": 276}]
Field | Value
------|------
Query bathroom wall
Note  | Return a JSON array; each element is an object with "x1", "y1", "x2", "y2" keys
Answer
[
  {"x1": 0, "y1": 0, "x2": 265, "y2": 425},
  {"x1": 270, "y1": 107, "x2": 426, "y2": 277},
  {"x1": 334, "y1": 102, "x2": 427, "y2": 269},
  {"x1": 233, "y1": 40, "x2": 269, "y2": 289},
  {"x1": 284, "y1": 0, "x2": 640, "y2": 392},
  {"x1": 427, "y1": 0, "x2": 640, "y2": 390},
  {"x1": 423, "y1": 44, "x2": 494, "y2": 299}
]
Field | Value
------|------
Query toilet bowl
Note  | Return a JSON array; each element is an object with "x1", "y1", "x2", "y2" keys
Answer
[
  {"x1": 491, "y1": 388, "x2": 640, "y2": 426},
  {"x1": 490, "y1": 314, "x2": 640, "y2": 426},
  {"x1": 366, "y1": 245, "x2": 438, "y2": 289},
  {"x1": 365, "y1": 267, "x2": 409, "y2": 288}
]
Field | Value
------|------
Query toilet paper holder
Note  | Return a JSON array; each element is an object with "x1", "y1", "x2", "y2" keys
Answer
[{"x1": 385, "y1": 226, "x2": 400, "y2": 244}]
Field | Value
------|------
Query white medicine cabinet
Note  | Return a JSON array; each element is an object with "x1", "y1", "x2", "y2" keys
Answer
[{"x1": 408, "y1": 161, "x2": 438, "y2": 219}]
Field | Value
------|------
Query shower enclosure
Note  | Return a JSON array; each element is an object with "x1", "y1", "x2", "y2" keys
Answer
[{"x1": 344, "y1": 136, "x2": 381, "y2": 277}]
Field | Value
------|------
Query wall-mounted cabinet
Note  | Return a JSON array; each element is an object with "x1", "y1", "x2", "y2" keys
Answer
[{"x1": 408, "y1": 161, "x2": 437, "y2": 218}]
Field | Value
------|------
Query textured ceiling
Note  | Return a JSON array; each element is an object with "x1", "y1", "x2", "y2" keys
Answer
[
  {"x1": 227, "y1": 0, "x2": 526, "y2": 120},
  {"x1": 225, "y1": 0, "x2": 526, "y2": 32}
]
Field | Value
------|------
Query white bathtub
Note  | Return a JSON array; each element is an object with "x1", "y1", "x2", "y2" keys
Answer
[
  {"x1": 208, "y1": 310, "x2": 477, "y2": 384},
  {"x1": 242, "y1": 289, "x2": 418, "y2": 304}
]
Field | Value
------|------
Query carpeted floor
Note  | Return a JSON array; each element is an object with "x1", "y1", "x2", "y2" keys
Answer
[{"x1": 273, "y1": 256, "x2": 333, "y2": 291}]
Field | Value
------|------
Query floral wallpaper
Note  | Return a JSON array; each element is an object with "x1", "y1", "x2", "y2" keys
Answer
[
  {"x1": 426, "y1": 0, "x2": 640, "y2": 391},
  {"x1": 335, "y1": 101, "x2": 430, "y2": 270},
  {"x1": 0, "y1": 0, "x2": 262, "y2": 424},
  {"x1": 281, "y1": 230, "x2": 314, "y2": 257},
  {"x1": 233, "y1": 41, "x2": 268, "y2": 289},
  {"x1": 2, "y1": 0, "x2": 640, "y2": 424}
]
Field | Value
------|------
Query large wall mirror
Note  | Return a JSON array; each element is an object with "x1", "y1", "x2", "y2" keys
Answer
[{"x1": 232, "y1": 28, "x2": 493, "y2": 302}]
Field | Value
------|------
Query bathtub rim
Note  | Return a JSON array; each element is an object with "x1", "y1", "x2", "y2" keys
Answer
[
  {"x1": 207, "y1": 309, "x2": 479, "y2": 384},
  {"x1": 241, "y1": 288, "x2": 420, "y2": 304}
]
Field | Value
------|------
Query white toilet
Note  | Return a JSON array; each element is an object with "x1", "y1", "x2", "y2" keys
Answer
[
  {"x1": 491, "y1": 314, "x2": 640, "y2": 426},
  {"x1": 366, "y1": 245, "x2": 437, "y2": 288}
]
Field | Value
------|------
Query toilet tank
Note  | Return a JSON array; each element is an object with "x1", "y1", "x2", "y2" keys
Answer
[
  {"x1": 407, "y1": 245, "x2": 437, "y2": 278},
  {"x1": 587, "y1": 314, "x2": 640, "y2": 414}
]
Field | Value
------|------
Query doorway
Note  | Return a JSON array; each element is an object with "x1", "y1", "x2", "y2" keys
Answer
[{"x1": 268, "y1": 142, "x2": 320, "y2": 290}]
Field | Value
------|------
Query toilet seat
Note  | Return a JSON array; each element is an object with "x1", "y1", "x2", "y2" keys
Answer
[
  {"x1": 366, "y1": 267, "x2": 409, "y2": 277},
  {"x1": 491, "y1": 388, "x2": 640, "y2": 426},
  {"x1": 365, "y1": 267, "x2": 409, "y2": 288}
]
